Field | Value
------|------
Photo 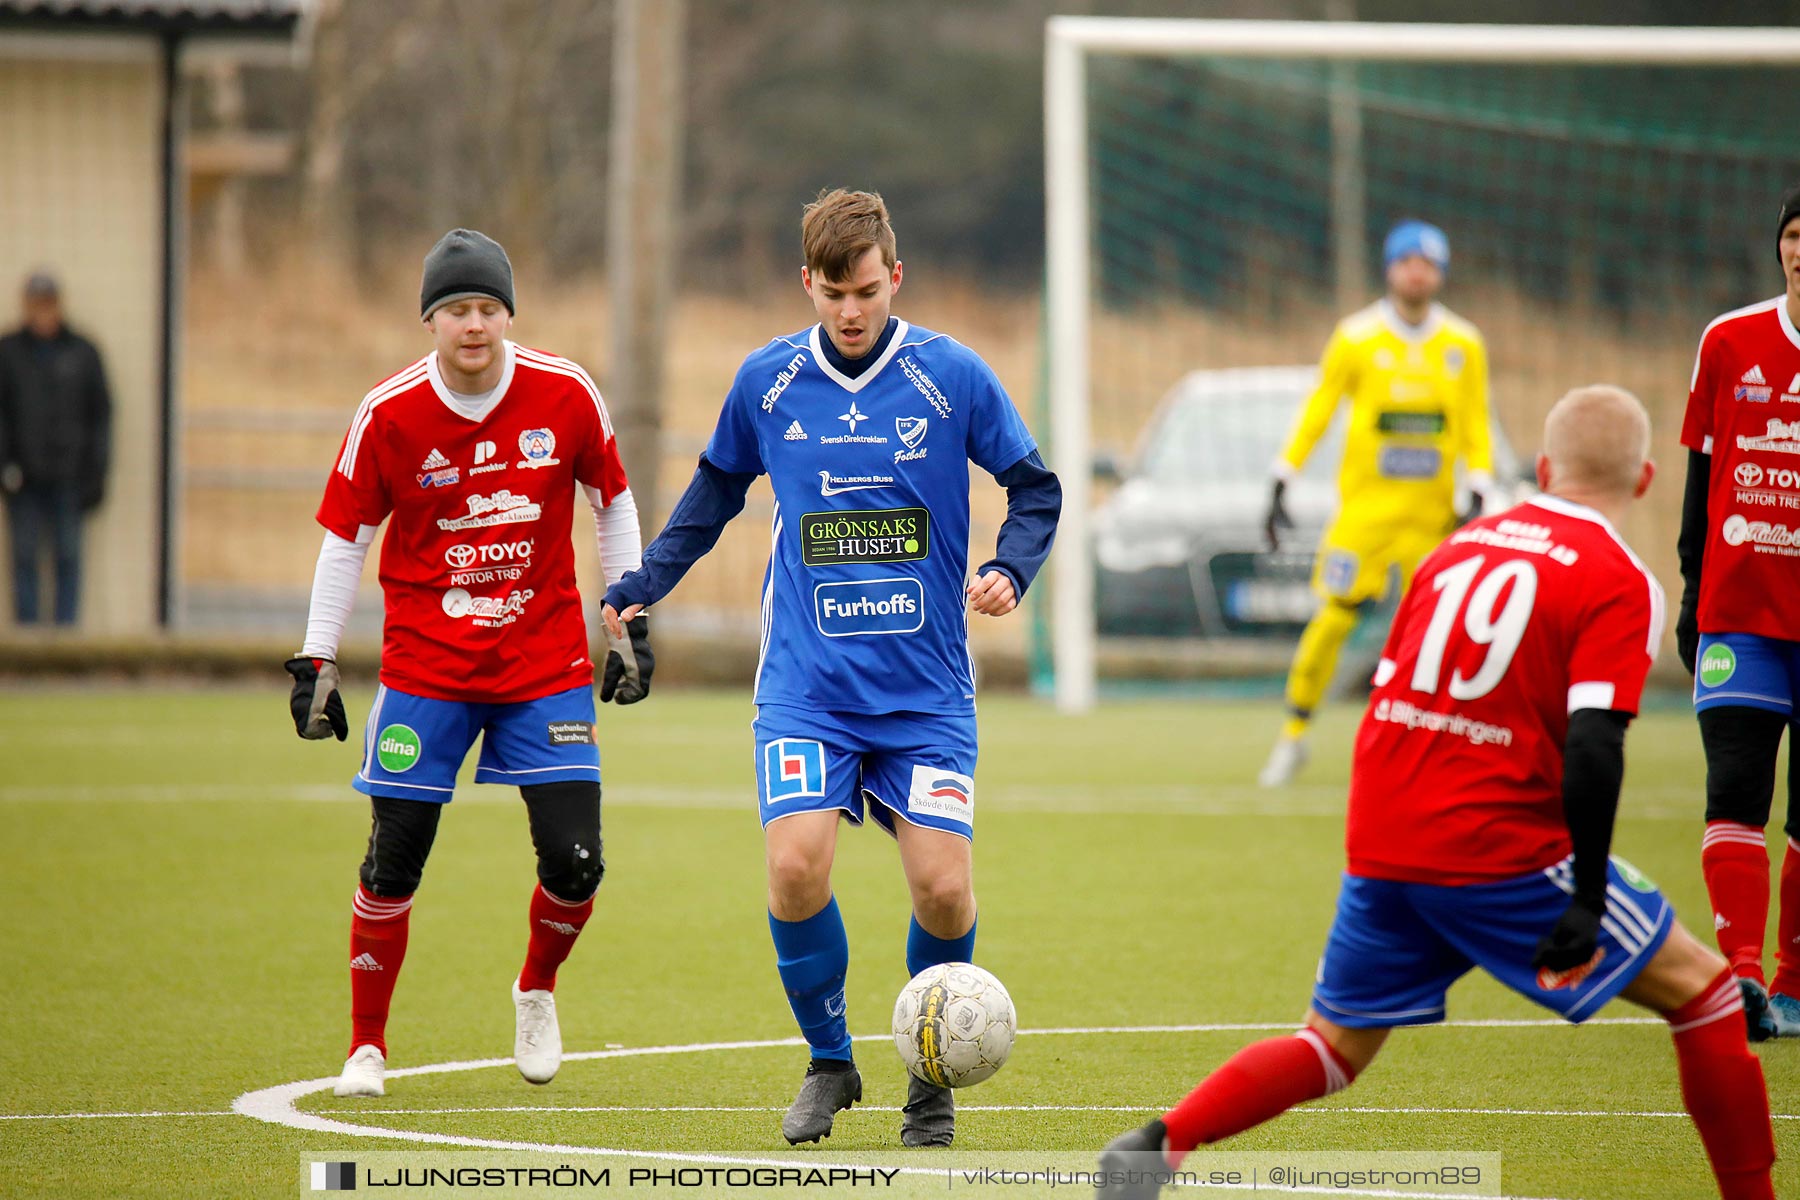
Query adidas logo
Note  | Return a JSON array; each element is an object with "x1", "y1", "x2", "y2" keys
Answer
[
  {"x1": 784, "y1": 420, "x2": 807, "y2": 442},
  {"x1": 350, "y1": 952, "x2": 383, "y2": 971},
  {"x1": 538, "y1": 919, "x2": 579, "y2": 936},
  {"x1": 1742, "y1": 364, "x2": 1767, "y2": 385},
  {"x1": 420, "y1": 448, "x2": 451, "y2": 471}
]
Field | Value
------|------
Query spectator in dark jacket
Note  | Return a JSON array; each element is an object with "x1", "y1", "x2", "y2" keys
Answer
[{"x1": 0, "y1": 272, "x2": 112, "y2": 625}]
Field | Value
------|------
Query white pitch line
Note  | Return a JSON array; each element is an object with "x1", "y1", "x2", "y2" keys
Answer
[
  {"x1": 0, "y1": 1109, "x2": 232, "y2": 1121},
  {"x1": 323, "y1": 1103, "x2": 1800, "y2": 1121}
]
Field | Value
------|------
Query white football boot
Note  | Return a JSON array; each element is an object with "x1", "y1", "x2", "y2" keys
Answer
[
  {"x1": 512, "y1": 980, "x2": 562, "y2": 1084},
  {"x1": 1257, "y1": 734, "x2": 1308, "y2": 788},
  {"x1": 333, "y1": 1044, "x2": 385, "y2": 1097}
]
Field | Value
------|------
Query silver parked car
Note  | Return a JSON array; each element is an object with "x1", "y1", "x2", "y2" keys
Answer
[{"x1": 1093, "y1": 366, "x2": 1523, "y2": 640}]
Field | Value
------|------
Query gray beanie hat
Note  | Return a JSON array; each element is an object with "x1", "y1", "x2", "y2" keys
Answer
[{"x1": 420, "y1": 228, "x2": 514, "y2": 317}]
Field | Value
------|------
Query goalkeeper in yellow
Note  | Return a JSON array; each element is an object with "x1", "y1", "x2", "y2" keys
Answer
[{"x1": 1258, "y1": 220, "x2": 1498, "y2": 787}]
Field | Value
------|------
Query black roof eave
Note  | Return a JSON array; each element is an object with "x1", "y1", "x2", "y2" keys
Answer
[{"x1": 0, "y1": 10, "x2": 300, "y2": 38}]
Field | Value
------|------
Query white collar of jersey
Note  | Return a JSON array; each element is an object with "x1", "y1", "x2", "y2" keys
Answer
[
  {"x1": 809, "y1": 319, "x2": 910, "y2": 394},
  {"x1": 426, "y1": 339, "x2": 516, "y2": 423},
  {"x1": 1377, "y1": 299, "x2": 1443, "y2": 344},
  {"x1": 1778, "y1": 296, "x2": 1800, "y2": 352},
  {"x1": 1526, "y1": 492, "x2": 1614, "y2": 532}
]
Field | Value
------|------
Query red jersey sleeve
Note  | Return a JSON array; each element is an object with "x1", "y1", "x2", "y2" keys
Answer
[
  {"x1": 317, "y1": 412, "x2": 392, "y2": 541},
  {"x1": 570, "y1": 375, "x2": 630, "y2": 504},
  {"x1": 1564, "y1": 556, "x2": 1662, "y2": 717},
  {"x1": 1681, "y1": 321, "x2": 1719, "y2": 454}
]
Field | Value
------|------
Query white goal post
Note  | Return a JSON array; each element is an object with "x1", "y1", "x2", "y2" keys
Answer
[{"x1": 1043, "y1": 17, "x2": 1800, "y2": 713}]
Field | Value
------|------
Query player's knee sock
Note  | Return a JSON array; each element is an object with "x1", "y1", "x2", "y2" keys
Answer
[
  {"x1": 1665, "y1": 968, "x2": 1777, "y2": 1200},
  {"x1": 517, "y1": 883, "x2": 594, "y2": 993},
  {"x1": 1283, "y1": 602, "x2": 1359, "y2": 728},
  {"x1": 769, "y1": 897, "x2": 853, "y2": 1063},
  {"x1": 1160, "y1": 1028, "x2": 1355, "y2": 1163},
  {"x1": 906, "y1": 913, "x2": 975, "y2": 978},
  {"x1": 1701, "y1": 821, "x2": 1771, "y2": 985},
  {"x1": 349, "y1": 884, "x2": 412, "y2": 1057},
  {"x1": 1772, "y1": 837, "x2": 1800, "y2": 997}
]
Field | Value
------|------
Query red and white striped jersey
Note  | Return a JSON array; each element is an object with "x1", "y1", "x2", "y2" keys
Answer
[
  {"x1": 317, "y1": 341, "x2": 629, "y2": 703},
  {"x1": 1346, "y1": 496, "x2": 1664, "y2": 886}
]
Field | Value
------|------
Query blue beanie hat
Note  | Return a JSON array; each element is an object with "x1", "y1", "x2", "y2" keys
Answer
[{"x1": 1383, "y1": 220, "x2": 1450, "y2": 273}]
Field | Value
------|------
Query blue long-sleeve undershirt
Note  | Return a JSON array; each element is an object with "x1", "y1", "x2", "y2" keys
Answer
[{"x1": 602, "y1": 449, "x2": 1061, "y2": 613}]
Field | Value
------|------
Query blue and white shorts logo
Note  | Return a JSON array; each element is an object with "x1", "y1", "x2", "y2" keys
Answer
[
  {"x1": 906, "y1": 764, "x2": 974, "y2": 827},
  {"x1": 764, "y1": 738, "x2": 826, "y2": 803},
  {"x1": 814, "y1": 577, "x2": 925, "y2": 637},
  {"x1": 516, "y1": 427, "x2": 560, "y2": 469}
]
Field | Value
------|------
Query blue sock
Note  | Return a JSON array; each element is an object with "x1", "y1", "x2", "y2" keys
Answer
[
  {"x1": 769, "y1": 897, "x2": 853, "y2": 1063},
  {"x1": 906, "y1": 912, "x2": 976, "y2": 978}
]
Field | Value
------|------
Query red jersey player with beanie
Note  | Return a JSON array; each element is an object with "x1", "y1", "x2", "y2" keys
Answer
[{"x1": 284, "y1": 229, "x2": 652, "y2": 1099}]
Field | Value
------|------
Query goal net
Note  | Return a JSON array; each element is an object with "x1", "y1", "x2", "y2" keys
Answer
[{"x1": 1043, "y1": 18, "x2": 1800, "y2": 711}]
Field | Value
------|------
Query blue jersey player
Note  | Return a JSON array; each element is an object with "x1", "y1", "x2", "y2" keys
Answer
[{"x1": 602, "y1": 189, "x2": 1060, "y2": 1146}]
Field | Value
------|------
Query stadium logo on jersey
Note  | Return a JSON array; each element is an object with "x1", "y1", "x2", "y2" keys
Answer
[
  {"x1": 897, "y1": 417, "x2": 928, "y2": 450},
  {"x1": 376, "y1": 724, "x2": 422, "y2": 773},
  {"x1": 906, "y1": 764, "x2": 974, "y2": 827},
  {"x1": 785, "y1": 420, "x2": 808, "y2": 442},
  {"x1": 437, "y1": 489, "x2": 541, "y2": 531},
  {"x1": 763, "y1": 738, "x2": 825, "y2": 803},
  {"x1": 801, "y1": 507, "x2": 928, "y2": 565},
  {"x1": 899, "y1": 355, "x2": 953, "y2": 419},
  {"x1": 1720, "y1": 513, "x2": 1800, "y2": 553},
  {"x1": 1738, "y1": 364, "x2": 1773, "y2": 402},
  {"x1": 417, "y1": 448, "x2": 460, "y2": 488},
  {"x1": 516, "y1": 428, "x2": 560, "y2": 469},
  {"x1": 818, "y1": 471, "x2": 894, "y2": 497},
  {"x1": 813, "y1": 577, "x2": 925, "y2": 638},
  {"x1": 761, "y1": 351, "x2": 807, "y2": 413},
  {"x1": 1736, "y1": 416, "x2": 1800, "y2": 455},
  {"x1": 821, "y1": 400, "x2": 887, "y2": 445},
  {"x1": 441, "y1": 586, "x2": 535, "y2": 627},
  {"x1": 1698, "y1": 644, "x2": 1737, "y2": 688}
]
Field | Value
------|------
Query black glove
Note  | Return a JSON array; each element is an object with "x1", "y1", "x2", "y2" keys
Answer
[
  {"x1": 1457, "y1": 489, "x2": 1484, "y2": 527},
  {"x1": 1263, "y1": 479, "x2": 1294, "y2": 551},
  {"x1": 1531, "y1": 895, "x2": 1605, "y2": 974},
  {"x1": 284, "y1": 655, "x2": 348, "y2": 741},
  {"x1": 1676, "y1": 583, "x2": 1699, "y2": 676},
  {"x1": 600, "y1": 615, "x2": 654, "y2": 704}
]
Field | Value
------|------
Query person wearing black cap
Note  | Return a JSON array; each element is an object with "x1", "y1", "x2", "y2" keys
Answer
[
  {"x1": 1676, "y1": 183, "x2": 1800, "y2": 1041},
  {"x1": 0, "y1": 270, "x2": 112, "y2": 626},
  {"x1": 284, "y1": 228, "x2": 650, "y2": 1098}
]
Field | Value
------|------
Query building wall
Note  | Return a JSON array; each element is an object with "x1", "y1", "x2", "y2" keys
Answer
[{"x1": 0, "y1": 35, "x2": 163, "y2": 634}]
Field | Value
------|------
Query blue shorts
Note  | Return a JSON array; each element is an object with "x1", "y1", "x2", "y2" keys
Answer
[
  {"x1": 354, "y1": 683, "x2": 601, "y2": 802},
  {"x1": 752, "y1": 703, "x2": 979, "y2": 840},
  {"x1": 1693, "y1": 631, "x2": 1800, "y2": 716},
  {"x1": 1312, "y1": 856, "x2": 1674, "y2": 1028}
]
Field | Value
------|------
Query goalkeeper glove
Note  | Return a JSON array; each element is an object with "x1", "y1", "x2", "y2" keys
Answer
[
  {"x1": 1531, "y1": 895, "x2": 1605, "y2": 975},
  {"x1": 600, "y1": 614, "x2": 654, "y2": 705},
  {"x1": 1262, "y1": 479, "x2": 1294, "y2": 551},
  {"x1": 284, "y1": 655, "x2": 348, "y2": 741}
]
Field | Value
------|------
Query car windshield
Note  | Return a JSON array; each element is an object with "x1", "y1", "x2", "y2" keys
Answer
[{"x1": 1136, "y1": 386, "x2": 1345, "y2": 486}]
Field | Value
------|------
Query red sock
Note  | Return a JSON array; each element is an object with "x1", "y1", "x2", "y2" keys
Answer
[
  {"x1": 517, "y1": 883, "x2": 594, "y2": 993},
  {"x1": 1771, "y1": 837, "x2": 1800, "y2": 998},
  {"x1": 1666, "y1": 968, "x2": 1777, "y2": 1200},
  {"x1": 348, "y1": 885, "x2": 412, "y2": 1057},
  {"x1": 1161, "y1": 1029, "x2": 1355, "y2": 1163},
  {"x1": 1702, "y1": 821, "x2": 1770, "y2": 985}
]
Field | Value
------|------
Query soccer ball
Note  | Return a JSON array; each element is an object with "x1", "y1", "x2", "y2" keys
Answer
[{"x1": 891, "y1": 962, "x2": 1016, "y2": 1088}]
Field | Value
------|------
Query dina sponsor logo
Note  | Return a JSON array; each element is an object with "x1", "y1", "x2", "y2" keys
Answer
[
  {"x1": 437, "y1": 489, "x2": 541, "y2": 531},
  {"x1": 760, "y1": 352, "x2": 807, "y2": 413},
  {"x1": 801, "y1": 507, "x2": 928, "y2": 566},
  {"x1": 899, "y1": 355, "x2": 953, "y2": 418},
  {"x1": 375, "y1": 725, "x2": 421, "y2": 773}
]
